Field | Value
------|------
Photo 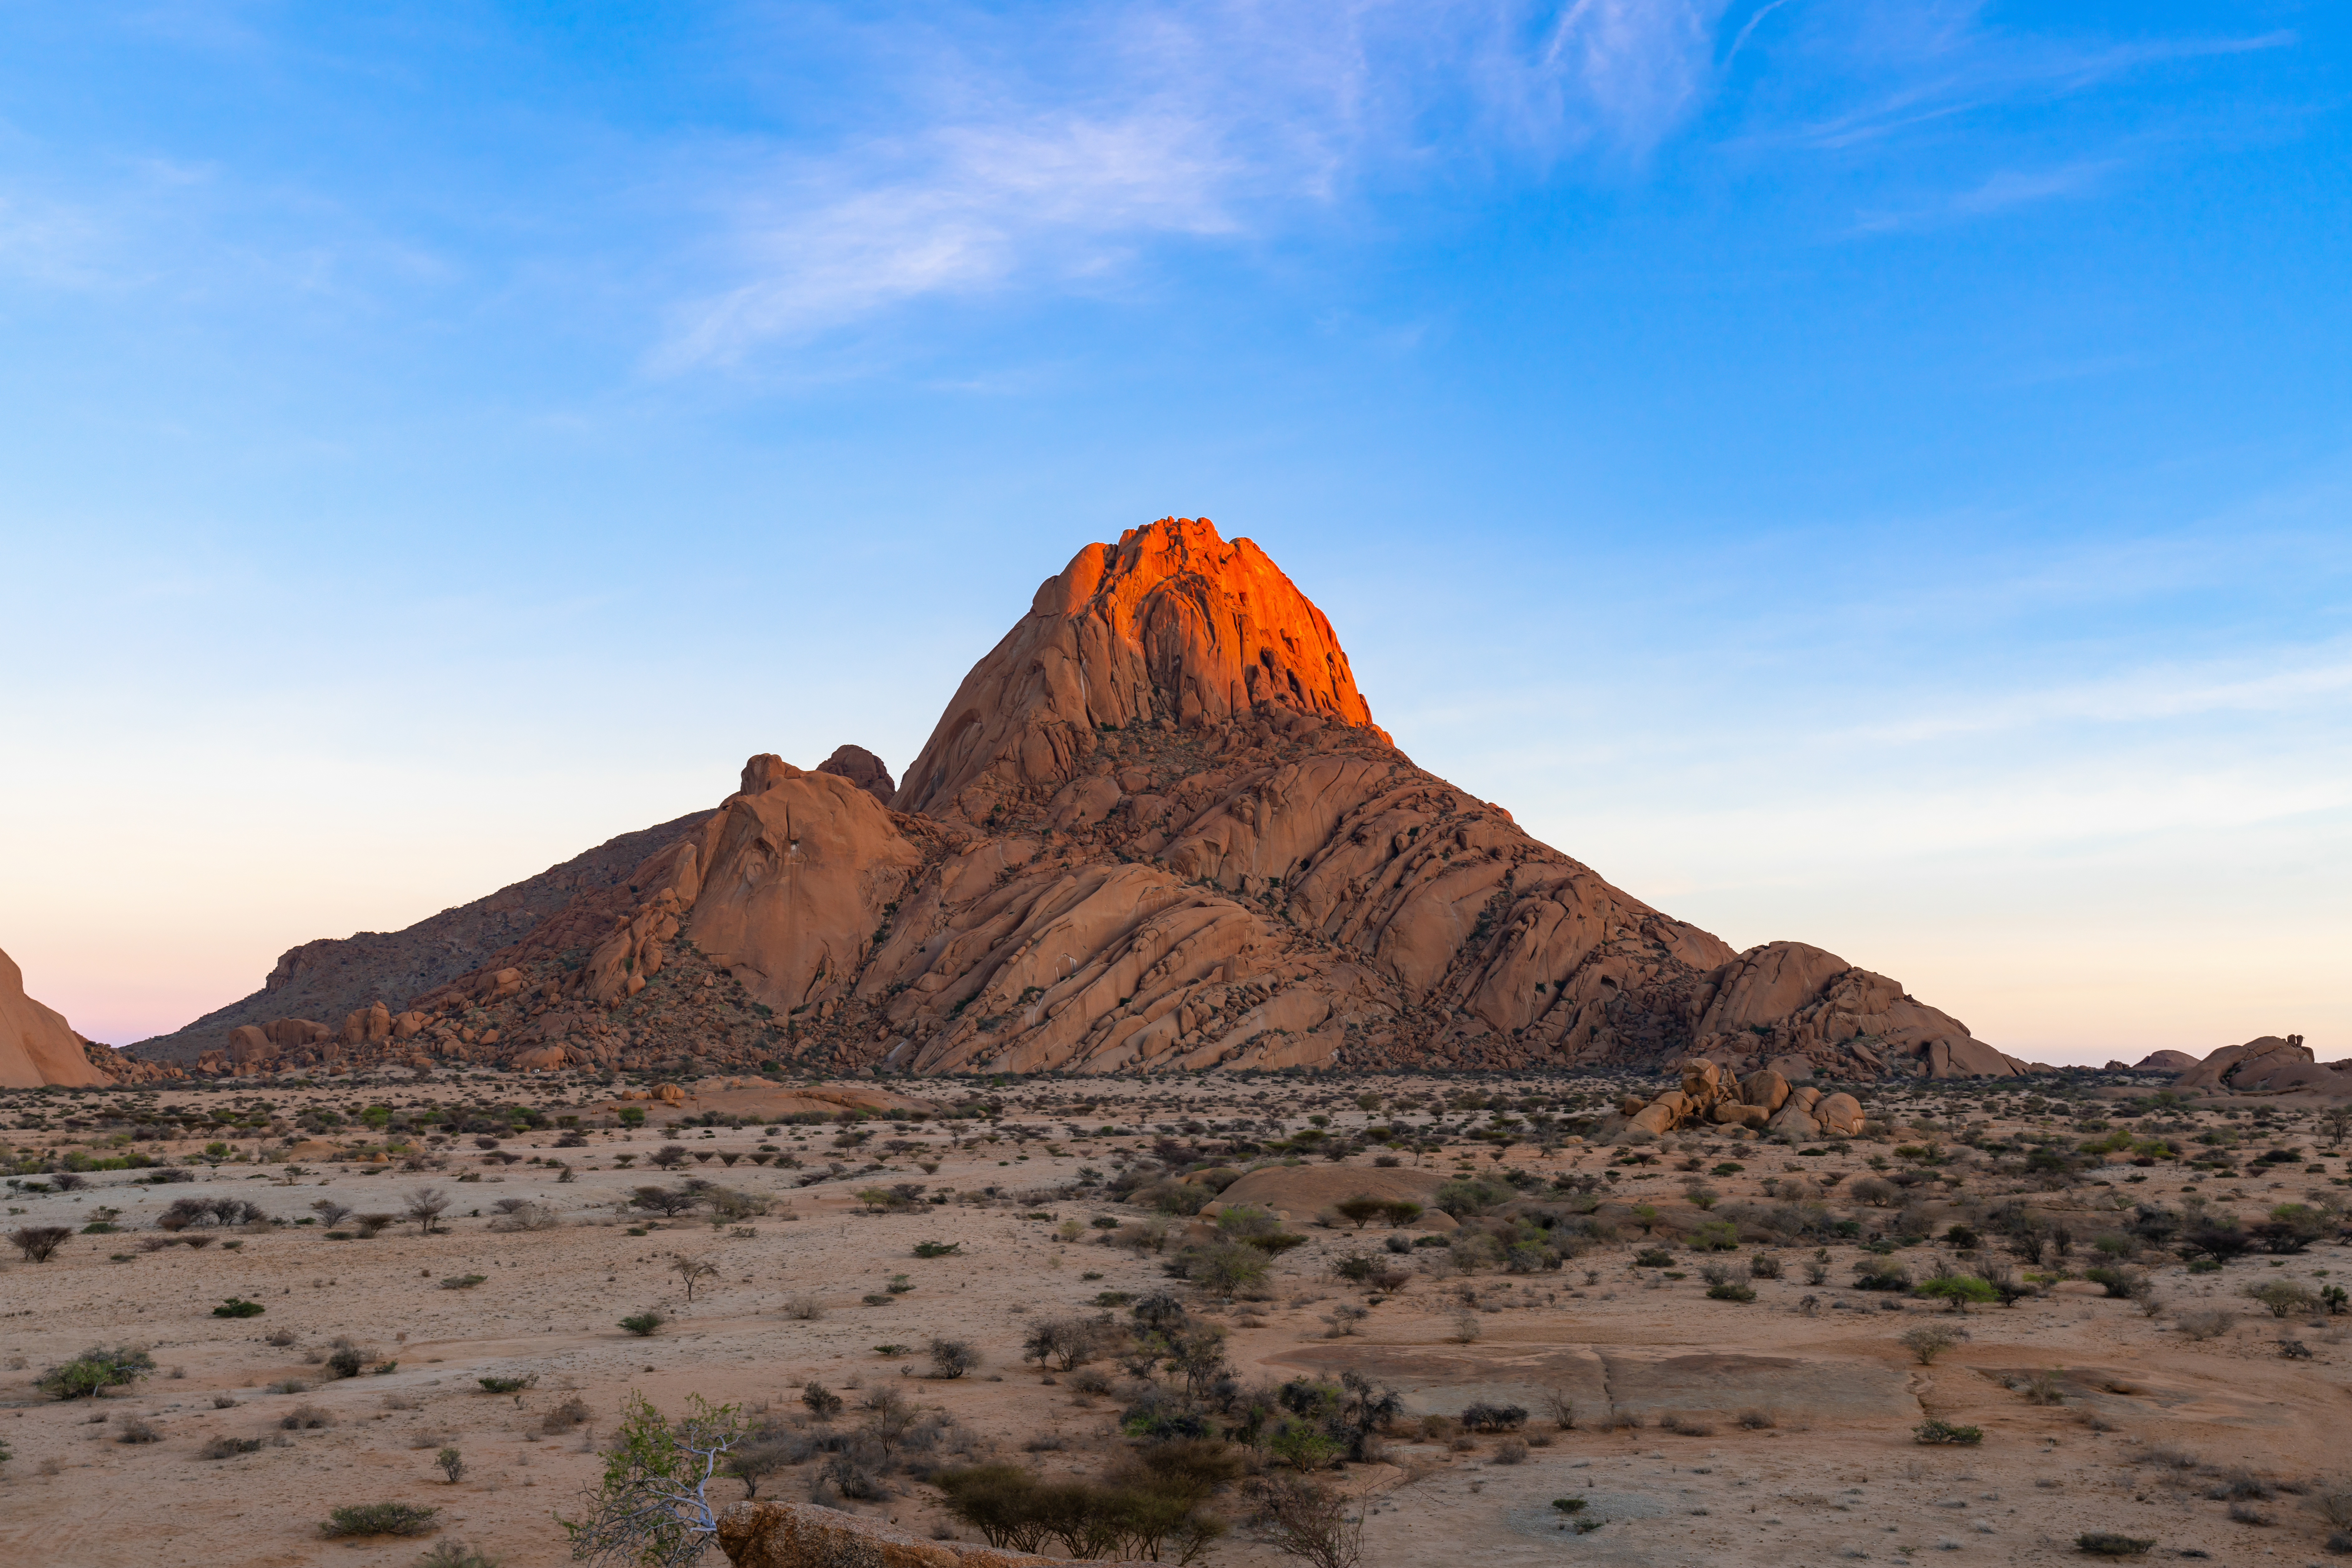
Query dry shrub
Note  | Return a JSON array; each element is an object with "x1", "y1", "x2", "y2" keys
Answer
[
  {"x1": 2175, "y1": 1309, "x2": 2235, "y2": 1341},
  {"x1": 541, "y1": 1394, "x2": 592, "y2": 1433}
]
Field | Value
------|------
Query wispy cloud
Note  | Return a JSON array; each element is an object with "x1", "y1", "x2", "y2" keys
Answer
[
  {"x1": 1780, "y1": 5, "x2": 2296, "y2": 152},
  {"x1": 1849, "y1": 157, "x2": 2112, "y2": 233},
  {"x1": 656, "y1": 0, "x2": 1739, "y2": 365},
  {"x1": 658, "y1": 107, "x2": 1245, "y2": 368}
]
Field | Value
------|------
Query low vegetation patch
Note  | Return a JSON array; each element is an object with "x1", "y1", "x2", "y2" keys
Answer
[{"x1": 320, "y1": 1502, "x2": 440, "y2": 1538}]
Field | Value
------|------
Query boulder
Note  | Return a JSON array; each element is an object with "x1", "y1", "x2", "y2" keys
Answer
[
  {"x1": 1814, "y1": 1092, "x2": 1864, "y2": 1137},
  {"x1": 340, "y1": 1002, "x2": 392, "y2": 1046},
  {"x1": 2133, "y1": 1050, "x2": 2200, "y2": 1073},
  {"x1": 1739, "y1": 1068, "x2": 1791, "y2": 1113},
  {"x1": 227, "y1": 1025, "x2": 275, "y2": 1066},
  {"x1": 1629, "y1": 1100, "x2": 1680, "y2": 1136},
  {"x1": 815, "y1": 744, "x2": 897, "y2": 805},
  {"x1": 1765, "y1": 1103, "x2": 1820, "y2": 1138}
]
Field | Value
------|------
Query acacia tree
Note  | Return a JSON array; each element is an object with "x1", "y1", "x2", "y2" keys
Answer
[
  {"x1": 404, "y1": 1187, "x2": 451, "y2": 1236},
  {"x1": 670, "y1": 1256, "x2": 718, "y2": 1303},
  {"x1": 630, "y1": 1185, "x2": 702, "y2": 1219},
  {"x1": 561, "y1": 1393, "x2": 743, "y2": 1567}
]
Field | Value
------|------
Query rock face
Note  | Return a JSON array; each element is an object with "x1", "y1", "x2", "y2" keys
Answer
[
  {"x1": 0, "y1": 947, "x2": 110, "y2": 1088},
  {"x1": 145, "y1": 516, "x2": 2010, "y2": 1083},
  {"x1": 894, "y1": 519, "x2": 1386, "y2": 819}
]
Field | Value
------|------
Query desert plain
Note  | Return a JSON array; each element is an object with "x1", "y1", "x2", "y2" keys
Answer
[{"x1": 2, "y1": 1065, "x2": 2348, "y2": 1568}]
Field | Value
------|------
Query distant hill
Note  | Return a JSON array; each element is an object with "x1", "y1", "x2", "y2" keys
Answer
[{"x1": 130, "y1": 811, "x2": 709, "y2": 1062}]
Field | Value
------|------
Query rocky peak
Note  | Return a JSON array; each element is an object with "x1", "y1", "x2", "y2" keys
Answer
[{"x1": 894, "y1": 516, "x2": 1387, "y2": 819}]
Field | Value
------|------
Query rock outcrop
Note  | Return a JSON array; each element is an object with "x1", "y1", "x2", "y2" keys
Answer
[
  {"x1": 2175, "y1": 1035, "x2": 2351, "y2": 1095},
  {"x1": 1619, "y1": 1058, "x2": 1867, "y2": 1139},
  {"x1": 816, "y1": 744, "x2": 897, "y2": 804},
  {"x1": 2133, "y1": 1050, "x2": 2201, "y2": 1073},
  {"x1": 143, "y1": 516, "x2": 2012, "y2": 1084},
  {"x1": 1683, "y1": 941, "x2": 2026, "y2": 1079},
  {"x1": 0, "y1": 946, "x2": 110, "y2": 1088}
]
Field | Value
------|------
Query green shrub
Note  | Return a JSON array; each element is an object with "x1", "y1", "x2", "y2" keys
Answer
[
  {"x1": 1267, "y1": 1420, "x2": 1340, "y2": 1470},
  {"x1": 38, "y1": 1345, "x2": 154, "y2": 1399},
  {"x1": 1914, "y1": 1418, "x2": 1983, "y2": 1445},
  {"x1": 1915, "y1": 1276, "x2": 2001, "y2": 1313},
  {"x1": 2244, "y1": 1280, "x2": 2319, "y2": 1319},
  {"x1": 1433, "y1": 1177, "x2": 1512, "y2": 1218},
  {"x1": 1687, "y1": 1220, "x2": 1740, "y2": 1252},
  {"x1": 1853, "y1": 1257, "x2": 1912, "y2": 1291},
  {"x1": 1705, "y1": 1281, "x2": 1757, "y2": 1302},
  {"x1": 913, "y1": 1241, "x2": 961, "y2": 1257},
  {"x1": 320, "y1": 1502, "x2": 439, "y2": 1537},
  {"x1": 477, "y1": 1374, "x2": 537, "y2": 1394},
  {"x1": 2075, "y1": 1532, "x2": 2154, "y2": 1556},
  {"x1": 1170, "y1": 1241, "x2": 1269, "y2": 1294},
  {"x1": 213, "y1": 1297, "x2": 265, "y2": 1318},
  {"x1": 619, "y1": 1312, "x2": 664, "y2": 1336}
]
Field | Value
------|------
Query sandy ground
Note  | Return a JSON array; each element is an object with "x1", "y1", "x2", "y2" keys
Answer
[{"x1": 1, "y1": 1070, "x2": 2347, "y2": 1567}]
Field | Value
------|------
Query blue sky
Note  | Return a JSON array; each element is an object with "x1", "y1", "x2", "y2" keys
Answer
[{"x1": 2, "y1": 1, "x2": 2346, "y2": 1061}]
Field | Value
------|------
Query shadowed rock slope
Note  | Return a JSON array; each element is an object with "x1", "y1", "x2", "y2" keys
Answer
[
  {"x1": 130, "y1": 810, "x2": 712, "y2": 1063},
  {"x1": 176, "y1": 517, "x2": 2022, "y2": 1083}
]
